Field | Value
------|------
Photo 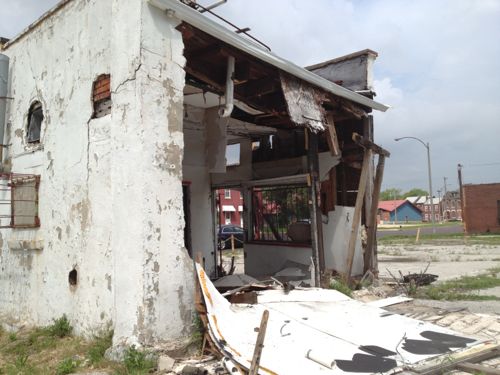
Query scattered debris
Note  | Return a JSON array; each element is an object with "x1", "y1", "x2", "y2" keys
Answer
[
  {"x1": 403, "y1": 273, "x2": 438, "y2": 286},
  {"x1": 194, "y1": 263, "x2": 490, "y2": 374}
]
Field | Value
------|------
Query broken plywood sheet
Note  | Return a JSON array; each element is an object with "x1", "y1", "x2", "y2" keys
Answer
[
  {"x1": 196, "y1": 264, "x2": 484, "y2": 374},
  {"x1": 280, "y1": 72, "x2": 326, "y2": 133}
]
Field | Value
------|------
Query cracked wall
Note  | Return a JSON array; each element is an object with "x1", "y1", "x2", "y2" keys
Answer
[{"x1": 0, "y1": 0, "x2": 194, "y2": 348}]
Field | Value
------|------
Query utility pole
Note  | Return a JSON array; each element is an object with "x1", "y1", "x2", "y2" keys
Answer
[{"x1": 458, "y1": 164, "x2": 465, "y2": 231}]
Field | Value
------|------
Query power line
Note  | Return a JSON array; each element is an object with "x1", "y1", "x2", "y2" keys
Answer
[{"x1": 464, "y1": 162, "x2": 500, "y2": 168}]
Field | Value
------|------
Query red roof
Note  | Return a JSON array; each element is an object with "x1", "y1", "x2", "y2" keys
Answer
[{"x1": 378, "y1": 200, "x2": 407, "y2": 212}]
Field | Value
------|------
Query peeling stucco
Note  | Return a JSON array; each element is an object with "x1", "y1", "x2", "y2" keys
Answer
[{"x1": 0, "y1": 0, "x2": 195, "y2": 349}]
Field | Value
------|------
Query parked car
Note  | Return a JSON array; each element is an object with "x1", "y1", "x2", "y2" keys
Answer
[{"x1": 218, "y1": 225, "x2": 245, "y2": 249}]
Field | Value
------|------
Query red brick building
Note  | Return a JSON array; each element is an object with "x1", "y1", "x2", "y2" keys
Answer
[
  {"x1": 463, "y1": 183, "x2": 500, "y2": 234},
  {"x1": 217, "y1": 189, "x2": 243, "y2": 227}
]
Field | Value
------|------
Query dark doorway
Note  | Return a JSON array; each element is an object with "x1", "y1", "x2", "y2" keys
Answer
[{"x1": 182, "y1": 182, "x2": 192, "y2": 257}]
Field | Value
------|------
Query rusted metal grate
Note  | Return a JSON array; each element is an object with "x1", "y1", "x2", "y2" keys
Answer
[
  {"x1": 0, "y1": 173, "x2": 40, "y2": 228},
  {"x1": 252, "y1": 185, "x2": 310, "y2": 243}
]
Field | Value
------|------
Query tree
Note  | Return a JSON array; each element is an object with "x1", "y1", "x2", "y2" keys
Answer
[
  {"x1": 403, "y1": 188, "x2": 428, "y2": 198},
  {"x1": 380, "y1": 188, "x2": 403, "y2": 201}
]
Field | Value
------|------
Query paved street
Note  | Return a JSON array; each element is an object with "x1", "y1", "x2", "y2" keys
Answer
[{"x1": 377, "y1": 224, "x2": 464, "y2": 238}]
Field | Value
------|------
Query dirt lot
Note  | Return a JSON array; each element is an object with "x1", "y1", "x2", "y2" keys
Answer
[{"x1": 378, "y1": 242, "x2": 500, "y2": 281}]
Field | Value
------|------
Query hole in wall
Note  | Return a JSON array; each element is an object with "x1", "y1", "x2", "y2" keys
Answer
[{"x1": 68, "y1": 268, "x2": 78, "y2": 286}]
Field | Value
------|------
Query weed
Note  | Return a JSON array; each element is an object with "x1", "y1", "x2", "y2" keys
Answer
[
  {"x1": 8, "y1": 332, "x2": 16, "y2": 342},
  {"x1": 190, "y1": 314, "x2": 204, "y2": 349},
  {"x1": 49, "y1": 315, "x2": 72, "y2": 338},
  {"x1": 14, "y1": 354, "x2": 29, "y2": 368},
  {"x1": 123, "y1": 346, "x2": 155, "y2": 374},
  {"x1": 87, "y1": 329, "x2": 113, "y2": 365},
  {"x1": 329, "y1": 279, "x2": 353, "y2": 297},
  {"x1": 56, "y1": 357, "x2": 79, "y2": 375}
]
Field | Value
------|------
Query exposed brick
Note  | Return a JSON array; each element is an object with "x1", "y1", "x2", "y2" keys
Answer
[{"x1": 463, "y1": 183, "x2": 500, "y2": 234}]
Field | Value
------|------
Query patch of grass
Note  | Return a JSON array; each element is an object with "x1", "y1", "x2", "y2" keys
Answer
[
  {"x1": 123, "y1": 346, "x2": 156, "y2": 374},
  {"x1": 418, "y1": 266, "x2": 500, "y2": 301},
  {"x1": 380, "y1": 232, "x2": 500, "y2": 246},
  {"x1": 48, "y1": 315, "x2": 72, "y2": 338},
  {"x1": 8, "y1": 332, "x2": 17, "y2": 342},
  {"x1": 329, "y1": 279, "x2": 353, "y2": 297},
  {"x1": 0, "y1": 322, "x2": 129, "y2": 375},
  {"x1": 87, "y1": 329, "x2": 113, "y2": 365},
  {"x1": 56, "y1": 357, "x2": 80, "y2": 375}
]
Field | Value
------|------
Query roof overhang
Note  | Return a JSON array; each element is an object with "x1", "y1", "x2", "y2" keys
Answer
[{"x1": 148, "y1": 0, "x2": 389, "y2": 113}]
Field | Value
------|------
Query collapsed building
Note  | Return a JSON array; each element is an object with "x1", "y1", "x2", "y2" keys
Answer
[{"x1": 0, "y1": 0, "x2": 391, "y2": 349}]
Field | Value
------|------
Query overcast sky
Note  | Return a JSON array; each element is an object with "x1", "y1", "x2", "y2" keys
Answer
[{"x1": 1, "y1": 0, "x2": 499, "y2": 194}]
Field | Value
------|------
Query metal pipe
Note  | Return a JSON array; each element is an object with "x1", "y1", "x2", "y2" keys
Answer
[
  {"x1": 0, "y1": 53, "x2": 9, "y2": 166},
  {"x1": 199, "y1": 0, "x2": 227, "y2": 13},
  {"x1": 219, "y1": 55, "x2": 235, "y2": 118}
]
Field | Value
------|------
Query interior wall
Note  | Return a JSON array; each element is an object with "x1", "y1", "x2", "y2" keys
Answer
[
  {"x1": 322, "y1": 205, "x2": 364, "y2": 276},
  {"x1": 244, "y1": 243, "x2": 312, "y2": 278},
  {"x1": 182, "y1": 117, "x2": 216, "y2": 276}
]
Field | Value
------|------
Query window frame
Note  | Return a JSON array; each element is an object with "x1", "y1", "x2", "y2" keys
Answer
[{"x1": 26, "y1": 101, "x2": 43, "y2": 144}]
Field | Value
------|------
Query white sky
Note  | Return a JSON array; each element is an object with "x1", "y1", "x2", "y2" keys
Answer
[{"x1": 1, "y1": 0, "x2": 499, "y2": 193}]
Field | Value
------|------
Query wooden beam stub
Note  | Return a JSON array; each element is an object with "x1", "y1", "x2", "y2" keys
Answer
[{"x1": 352, "y1": 132, "x2": 390, "y2": 157}]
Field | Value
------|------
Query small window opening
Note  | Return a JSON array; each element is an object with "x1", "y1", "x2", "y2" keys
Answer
[
  {"x1": 27, "y1": 101, "x2": 43, "y2": 143},
  {"x1": 226, "y1": 143, "x2": 240, "y2": 166},
  {"x1": 68, "y1": 268, "x2": 78, "y2": 286},
  {"x1": 92, "y1": 74, "x2": 111, "y2": 118}
]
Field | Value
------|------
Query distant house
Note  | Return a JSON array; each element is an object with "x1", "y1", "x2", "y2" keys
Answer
[
  {"x1": 406, "y1": 196, "x2": 442, "y2": 222},
  {"x1": 442, "y1": 191, "x2": 462, "y2": 221},
  {"x1": 217, "y1": 189, "x2": 243, "y2": 227},
  {"x1": 378, "y1": 200, "x2": 422, "y2": 223},
  {"x1": 463, "y1": 183, "x2": 500, "y2": 234}
]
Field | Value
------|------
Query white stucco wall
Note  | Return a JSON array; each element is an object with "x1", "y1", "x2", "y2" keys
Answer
[
  {"x1": 0, "y1": 0, "x2": 114, "y2": 335},
  {"x1": 0, "y1": 0, "x2": 195, "y2": 348}
]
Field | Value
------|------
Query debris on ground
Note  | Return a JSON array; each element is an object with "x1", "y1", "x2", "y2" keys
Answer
[{"x1": 193, "y1": 263, "x2": 496, "y2": 374}]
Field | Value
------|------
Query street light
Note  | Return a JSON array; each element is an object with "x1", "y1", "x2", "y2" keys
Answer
[{"x1": 394, "y1": 136, "x2": 436, "y2": 233}]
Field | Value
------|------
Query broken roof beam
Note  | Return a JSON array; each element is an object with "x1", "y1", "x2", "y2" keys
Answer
[
  {"x1": 352, "y1": 132, "x2": 390, "y2": 157},
  {"x1": 150, "y1": 0, "x2": 389, "y2": 112}
]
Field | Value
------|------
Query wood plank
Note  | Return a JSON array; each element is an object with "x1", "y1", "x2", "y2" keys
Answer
[
  {"x1": 345, "y1": 148, "x2": 372, "y2": 280},
  {"x1": 415, "y1": 344, "x2": 500, "y2": 375},
  {"x1": 307, "y1": 131, "x2": 325, "y2": 287},
  {"x1": 325, "y1": 113, "x2": 340, "y2": 156},
  {"x1": 249, "y1": 310, "x2": 270, "y2": 375},
  {"x1": 456, "y1": 362, "x2": 500, "y2": 375},
  {"x1": 364, "y1": 154, "x2": 385, "y2": 273}
]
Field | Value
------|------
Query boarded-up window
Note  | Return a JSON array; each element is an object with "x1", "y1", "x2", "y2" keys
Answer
[
  {"x1": 27, "y1": 101, "x2": 43, "y2": 143},
  {"x1": 92, "y1": 74, "x2": 111, "y2": 118},
  {"x1": 0, "y1": 174, "x2": 40, "y2": 228}
]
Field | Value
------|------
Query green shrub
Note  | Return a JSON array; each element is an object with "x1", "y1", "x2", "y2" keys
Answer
[
  {"x1": 124, "y1": 346, "x2": 155, "y2": 374},
  {"x1": 8, "y1": 332, "x2": 17, "y2": 342},
  {"x1": 49, "y1": 315, "x2": 72, "y2": 338},
  {"x1": 329, "y1": 279, "x2": 353, "y2": 297},
  {"x1": 56, "y1": 357, "x2": 79, "y2": 375},
  {"x1": 88, "y1": 330, "x2": 113, "y2": 365}
]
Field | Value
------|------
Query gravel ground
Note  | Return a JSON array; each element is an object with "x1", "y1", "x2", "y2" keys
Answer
[{"x1": 378, "y1": 243, "x2": 500, "y2": 281}]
